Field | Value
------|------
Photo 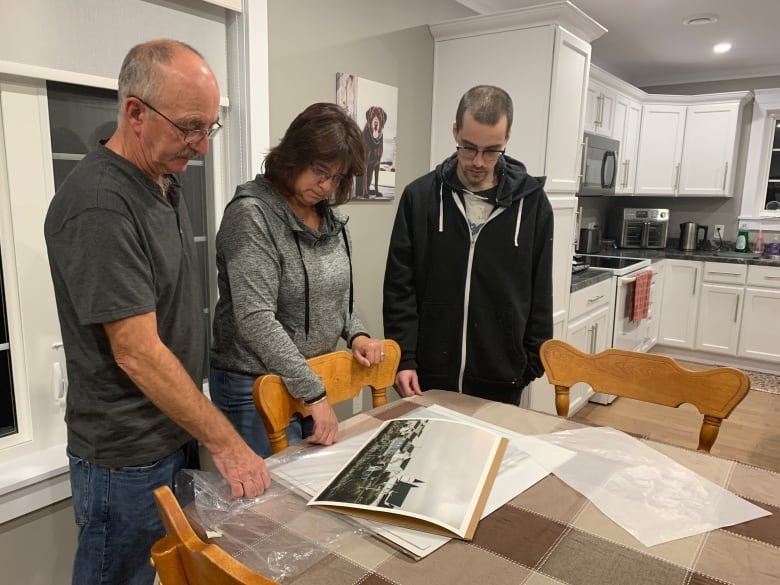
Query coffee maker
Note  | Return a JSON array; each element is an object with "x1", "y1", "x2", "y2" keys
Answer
[{"x1": 679, "y1": 222, "x2": 708, "y2": 251}]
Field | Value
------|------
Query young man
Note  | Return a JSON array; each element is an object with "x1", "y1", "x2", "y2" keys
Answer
[
  {"x1": 383, "y1": 85, "x2": 553, "y2": 405},
  {"x1": 44, "y1": 39, "x2": 269, "y2": 585}
]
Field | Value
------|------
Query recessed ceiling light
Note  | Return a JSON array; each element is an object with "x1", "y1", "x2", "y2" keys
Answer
[
  {"x1": 683, "y1": 14, "x2": 718, "y2": 26},
  {"x1": 713, "y1": 42, "x2": 732, "y2": 54}
]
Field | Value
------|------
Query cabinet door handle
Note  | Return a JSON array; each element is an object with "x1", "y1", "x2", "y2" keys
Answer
[
  {"x1": 722, "y1": 161, "x2": 729, "y2": 191},
  {"x1": 621, "y1": 160, "x2": 630, "y2": 188},
  {"x1": 579, "y1": 136, "x2": 589, "y2": 181},
  {"x1": 587, "y1": 294, "x2": 605, "y2": 303},
  {"x1": 693, "y1": 268, "x2": 698, "y2": 296},
  {"x1": 734, "y1": 293, "x2": 741, "y2": 323},
  {"x1": 674, "y1": 163, "x2": 681, "y2": 192},
  {"x1": 593, "y1": 322, "x2": 598, "y2": 352}
]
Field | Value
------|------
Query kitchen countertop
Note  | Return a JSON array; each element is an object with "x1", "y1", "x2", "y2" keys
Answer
[{"x1": 570, "y1": 245, "x2": 780, "y2": 293}]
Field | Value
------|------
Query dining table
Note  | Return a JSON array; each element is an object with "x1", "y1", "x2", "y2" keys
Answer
[{"x1": 185, "y1": 390, "x2": 780, "y2": 585}]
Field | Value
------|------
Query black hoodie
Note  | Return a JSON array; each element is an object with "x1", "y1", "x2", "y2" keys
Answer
[{"x1": 383, "y1": 153, "x2": 554, "y2": 405}]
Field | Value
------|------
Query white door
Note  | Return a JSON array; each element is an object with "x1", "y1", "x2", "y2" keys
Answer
[
  {"x1": 738, "y1": 287, "x2": 780, "y2": 362},
  {"x1": 695, "y1": 283, "x2": 742, "y2": 355},
  {"x1": 678, "y1": 102, "x2": 740, "y2": 197},
  {"x1": 544, "y1": 28, "x2": 590, "y2": 193},
  {"x1": 633, "y1": 104, "x2": 686, "y2": 195},
  {"x1": 658, "y1": 260, "x2": 700, "y2": 348},
  {"x1": 614, "y1": 95, "x2": 642, "y2": 194}
]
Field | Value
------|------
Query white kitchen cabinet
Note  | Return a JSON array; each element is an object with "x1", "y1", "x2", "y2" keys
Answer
[
  {"x1": 633, "y1": 104, "x2": 686, "y2": 195},
  {"x1": 634, "y1": 97, "x2": 747, "y2": 197},
  {"x1": 430, "y1": 6, "x2": 603, "y2": 194},
  {"x1": 612, "y1": 93, "x2": 642, "y2": 194},
  {"x1": 695, "y1": 262, "x2": 746, "y2": 356},
  {"x1": 678, "y1": 102, "x2": 741, "y2": 197},
  {"x1": 658, "y1": 259, "x2": 701, "y2": 348},
  {"x1": 584, "y1": 79, "x2": 616, "y2": 137},
  {"x1": 738, "y1": 265, "x2": 780, "y2": 362}
]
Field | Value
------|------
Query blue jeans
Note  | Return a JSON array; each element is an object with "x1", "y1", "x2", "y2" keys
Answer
[
  {"x1": 208, "y1": 367, "x2": 312, "y2": 458},
  {"x1": 68, "y1": 440, "x2": 199, "y2": 585}
]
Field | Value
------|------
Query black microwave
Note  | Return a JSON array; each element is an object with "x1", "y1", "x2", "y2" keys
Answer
[{"x1": 577, "y1": 132, "x2": 619, "y2": 196}]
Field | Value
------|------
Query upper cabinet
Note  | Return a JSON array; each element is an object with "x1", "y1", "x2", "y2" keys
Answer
[
  {"x1": 585, "y1": 66, "x2": 751, "y2": 198},
  {"x1": 584, "y1": 79, "x2": 616, "y2": 137},
  {"x1": 612, "y1": 93, "x2": 642, "y2": 194},
  {"x1": 634, "y1": 97, "x2": 746, "y2": 197}
]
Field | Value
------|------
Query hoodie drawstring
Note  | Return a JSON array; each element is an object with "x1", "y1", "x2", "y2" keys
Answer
[
  {"x1": 341, "y1": 228, "x2": 354, "y2": 317},
  {"x1": 293, "y1": 227, "x2": 354, "y2": 338},
  {"x1": 513, "y1": 198, "x2": 524, "y2": 247},
  {"x1": 293, "y1": 233, "x2": 311, "y2": 335},
  {"x1": 438, "y1": 183, "x2": 445, "y2": 232}
]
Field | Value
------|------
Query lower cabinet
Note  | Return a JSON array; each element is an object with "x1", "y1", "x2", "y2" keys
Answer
[
  {"x1": 738, "y1": 266, "x2": 780, "y2": 362},
  {"x1": 695, "y1": 262, "x2": 746, "y2": 355},
  {"x1": 658, "y1": 259, "x2": 701, "y2": 348}
]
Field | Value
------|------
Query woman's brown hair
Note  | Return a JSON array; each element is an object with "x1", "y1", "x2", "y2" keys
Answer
[{"x1": 264, "y1": 102, "x2": 365, "y2": 206}]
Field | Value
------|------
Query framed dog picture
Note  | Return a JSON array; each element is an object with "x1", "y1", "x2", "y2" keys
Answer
[{"x1": 337, "y1": 73, "x2": 398, "y2": 201}]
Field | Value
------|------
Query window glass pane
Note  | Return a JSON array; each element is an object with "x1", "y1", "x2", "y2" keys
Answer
[
  {"x1": 0, "y1": 251, "x2": 17, "y2": 438},
  {"x1": 48, "y1": 82, "x2": 117, "y2": 154},
  {"x1": 181, "y1": 162, "x2": 207, "y2": 237}
]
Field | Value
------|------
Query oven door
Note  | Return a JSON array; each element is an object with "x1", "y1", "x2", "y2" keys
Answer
[{"x1": 612, "y1": 269, "x2": 652, "y2": 351}]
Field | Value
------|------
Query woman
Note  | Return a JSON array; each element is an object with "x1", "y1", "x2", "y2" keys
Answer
[{"x1": 209, "y1": 102, "x2": 386, "y2": 458}]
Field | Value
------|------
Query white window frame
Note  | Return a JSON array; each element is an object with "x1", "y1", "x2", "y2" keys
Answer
[{"x1": 740, "y1": 89, "x2": 780, "y2": 227}]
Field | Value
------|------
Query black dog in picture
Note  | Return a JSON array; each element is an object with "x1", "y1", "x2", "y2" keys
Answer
[{"x1": 358, "y1": 106, "x2": 387, "y2": 197}]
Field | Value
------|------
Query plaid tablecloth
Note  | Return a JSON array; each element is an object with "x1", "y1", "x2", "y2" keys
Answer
[{"x1": 201, "y1": 390, "x2": 780, "y2": 585}]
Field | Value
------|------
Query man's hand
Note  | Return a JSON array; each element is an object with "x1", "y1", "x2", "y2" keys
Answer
[
  {"x1": 307, "y1": 400, "x2": 339, "y2": 446},
  {"x1": 394, "y1": 369, "x2": 423, "y2": 397},
  {"x1": 210, "y1": 441, "x2": 271, "y2": 499}
]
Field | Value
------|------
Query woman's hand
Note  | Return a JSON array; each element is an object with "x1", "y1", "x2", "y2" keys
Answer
[
  {"x1": 307, "y1": 400, "x2": 339, "y2": 446},
  {"x1": 351, "y1": 335, "x2": 386, "y2": 367}
]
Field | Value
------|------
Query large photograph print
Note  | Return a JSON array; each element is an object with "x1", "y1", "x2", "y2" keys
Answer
[
  {"x1": 309, "y1": 417, "x2": 506, "y2": 540},
  {"x1": 336, "y1": 72, "x2": 398, "y2": 201}
]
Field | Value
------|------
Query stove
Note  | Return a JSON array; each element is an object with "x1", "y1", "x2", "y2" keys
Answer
[{"x1": 573, "y1": 254, "x2": 651, "y2": 276}]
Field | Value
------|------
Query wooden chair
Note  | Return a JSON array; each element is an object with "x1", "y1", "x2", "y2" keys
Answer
[
  {"x1": 150, "y1": 485, "x2": 279, "y2": 585},
  {"x1": 539, "y1": 339, "x2": 750, "y2": 452},
  {"x1": 252, "y1": 339, "x2": 401, "y2": 454}
]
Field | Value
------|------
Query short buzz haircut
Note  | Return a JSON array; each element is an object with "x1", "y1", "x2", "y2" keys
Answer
[
  {"x1": 455, "y1": 85, "x2": 513, "y2": 137},
  {"x1": 116, "y1": 39, "x2": 204, "y2": 111}
]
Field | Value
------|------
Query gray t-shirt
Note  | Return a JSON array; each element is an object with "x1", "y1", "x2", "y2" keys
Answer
[{"x1": 44, "y1": 145, "x2": 204, "y2": 467}]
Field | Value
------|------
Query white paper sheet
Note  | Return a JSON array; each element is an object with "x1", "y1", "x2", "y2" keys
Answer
[
  {"x1": 270, "y1": 404, "x2": 554, "y2": 557},
  {"x1": 535, "y1": 427, "x2": 771, "y2": 547}
]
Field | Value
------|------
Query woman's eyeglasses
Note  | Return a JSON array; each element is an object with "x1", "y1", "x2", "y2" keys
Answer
[
  {"x1": 456, "y1": 145, "x2": 505, "y2": 162},
  {"x1": 310, "y1": 163, "x2": 346, "y2": 187}
]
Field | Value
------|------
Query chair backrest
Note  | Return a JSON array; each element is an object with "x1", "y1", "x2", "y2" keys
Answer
[
  {"x1": 253, "y1": 338, "x2": 401, "y2": 453},
  {"x1": 151, "y1": 485, "x2": 279, "y2": 585},
  {"x1": 539, "y1": 339, "x2": 750, "y2": 452}
]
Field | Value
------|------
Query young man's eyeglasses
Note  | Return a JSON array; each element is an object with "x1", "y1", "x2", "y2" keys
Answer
[
  {"x1": 456, "y1": 145, "x2": 506, "y2": 162},
  {"x1": 131, "y1": 96, "x2": 222, "y2": 145},
  {"x1": 310, "y1": 163, "x2": 346, "y2": 187}
]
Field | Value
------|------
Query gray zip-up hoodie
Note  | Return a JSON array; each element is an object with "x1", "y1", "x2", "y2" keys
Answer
[{"x1": 210, "y1": 175, "x2": 368, "y2": 402}]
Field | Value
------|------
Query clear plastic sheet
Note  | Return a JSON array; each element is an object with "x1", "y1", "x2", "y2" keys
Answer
[
  {"x1": 532, "y1": 427, "x2": 771, "y2": 546},
  {"x1": 175, "y1": 467, "x2": 368, "y2": 583}
]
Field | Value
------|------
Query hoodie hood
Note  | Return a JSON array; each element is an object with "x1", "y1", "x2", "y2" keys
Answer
[
  {"x1": 435, "y1": 152, "x2": 546, "y2": 207},
  {"x1": 228, "y1": 174, "x2": 348, "y2": 240},
  {"x1": 433, "y1": 153, "x2": 547, "y2": 246}
]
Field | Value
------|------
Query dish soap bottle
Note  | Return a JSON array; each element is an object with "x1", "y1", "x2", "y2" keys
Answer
[{"x1": 735, "y1": 223, "x2": 749, "y2": 253}]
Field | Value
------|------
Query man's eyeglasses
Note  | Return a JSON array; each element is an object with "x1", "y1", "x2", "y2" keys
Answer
[
  {"x1": 310, "y1": 163, "x2": 346, "y2": 187},
  {"x1": 131, "y1": 95, "x2": 222, "y2": 145},
  {"x1": 456, "y1": 145, "x2": 506, "y2": 162}
]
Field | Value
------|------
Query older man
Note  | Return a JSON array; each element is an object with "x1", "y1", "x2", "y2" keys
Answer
[{"x1": 44, "y1": 39, "x2": 269, "y2": 585}]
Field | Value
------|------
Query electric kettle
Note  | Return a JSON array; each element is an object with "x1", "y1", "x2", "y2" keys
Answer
[{"x1": 679, "y1": 222, "x2": 709, "y2": 251}]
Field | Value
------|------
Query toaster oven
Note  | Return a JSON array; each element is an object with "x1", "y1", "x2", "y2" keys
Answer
[{"x1": 607, "y1": 208, "x2": 669, "y2": 249}]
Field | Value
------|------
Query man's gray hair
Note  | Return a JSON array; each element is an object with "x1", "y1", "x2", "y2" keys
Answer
[
  {"x1": 455, "y1": 85, "x2": 513, "y2": 137},
  {"x1": 116, "y1": 39, "x2": 203, "y2": 114}
]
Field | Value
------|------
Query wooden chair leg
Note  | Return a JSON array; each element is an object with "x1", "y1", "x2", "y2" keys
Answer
[
  {"x1": 371, "y1": 387, "x2": 387, "y2": 408},
  {"x1": 554, "y1": 385, "x2": 571, "y2": 416},
  {"x1": 698, "y1": 415, "x2": 722, "y2": 453},
  {"x1": 151, "y1": 535, "x2": 188, "y2": 585},
  {"x1": 268, "y1": 430, "x2": 289, "y2": 454}
]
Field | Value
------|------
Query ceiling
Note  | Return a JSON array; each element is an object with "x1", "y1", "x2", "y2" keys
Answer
[{"x1": 454, "y1": 0, "x2": 780, "y2": 88}]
